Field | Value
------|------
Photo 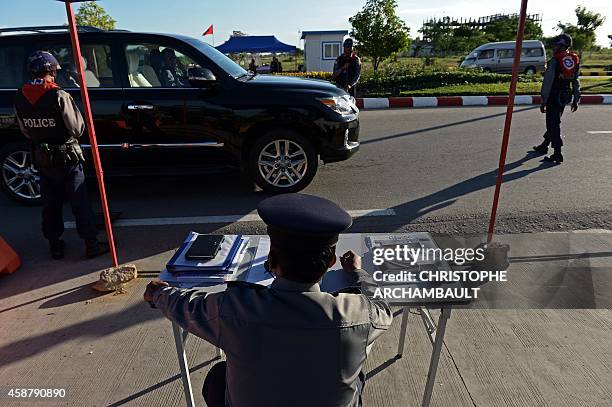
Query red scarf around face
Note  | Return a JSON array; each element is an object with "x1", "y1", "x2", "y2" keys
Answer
[{"x1": 21, "y1": 79, "x2": 60, "y2": 105}]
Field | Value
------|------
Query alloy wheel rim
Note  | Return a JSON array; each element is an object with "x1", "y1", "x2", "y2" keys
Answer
[
  {"x1": 2, "y1": 150, "x2": 41, "y2": 200},
  {"x1": 257, "y1": 139, "x2": 308, "y2": 187}
]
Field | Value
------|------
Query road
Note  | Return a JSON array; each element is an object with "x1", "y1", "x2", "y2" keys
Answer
[
  {"x1": 1, "y1": 105, "x2": 611, "y2": 407},
  {"x1": 2, "y1": 105, "x2": 611, "y2": 255}
]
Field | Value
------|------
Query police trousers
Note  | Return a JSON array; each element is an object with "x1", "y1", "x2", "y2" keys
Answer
[
  {"x1": 544, "y1": 100, "x2": 565, "y2": 149},
  {"x1": 202, "y1": 361, "x2": 366, "y2": 407},
  {"x1": 39, "y1": 162, "x2": 97, "y2": 242}
]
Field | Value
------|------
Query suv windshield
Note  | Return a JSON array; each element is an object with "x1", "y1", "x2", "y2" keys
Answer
[{"x1": 184, "y1": 37, "x2": 247, "y2": 79}]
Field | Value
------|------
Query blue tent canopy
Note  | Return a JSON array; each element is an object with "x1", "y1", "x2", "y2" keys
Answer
[{"x1": 216, "y1": 36, "x2": 296, "y2": 54}]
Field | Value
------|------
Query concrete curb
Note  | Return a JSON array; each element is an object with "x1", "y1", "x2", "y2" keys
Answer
[{"x1": 356, "y1": 94, "x2": 612, "y2": 110}]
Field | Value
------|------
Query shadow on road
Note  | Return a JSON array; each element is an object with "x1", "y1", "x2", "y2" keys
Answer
[
  {"x1": 355, "y1": 150, "x2": 555, "y2": 229},
  {"x1": 361, "y1": 106, "x2": 538, "y2": 146}
]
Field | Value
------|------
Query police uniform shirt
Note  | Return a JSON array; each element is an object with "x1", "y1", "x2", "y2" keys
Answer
[
  {"x1": 153, "y1": 268, "x2": 392, "y2": 407},
  {"x1": 14, "y1": 79, "x2": 85, "y2": 145}
]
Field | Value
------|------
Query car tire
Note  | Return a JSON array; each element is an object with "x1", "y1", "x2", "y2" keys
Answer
[
  {"x1": 248, "y1": 130, "x2": 318, "y2": 194},
  {"x1": 524, "y1": 66, "x2": 537, "y2": 75},
  {"x1": 0, "y1": 142, "x2": 43, "y2": 206}
]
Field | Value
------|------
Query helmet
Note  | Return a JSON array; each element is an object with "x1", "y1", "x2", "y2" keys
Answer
[
  {"x1": 343, "y1": 38, "x2": 354, "y2": 48},
  {"x1": 554, "y1": 34, "x2": 572, "y2": 48},
  {"x1": 27, "y1": 51, "x2": 61, "y2": 73}
]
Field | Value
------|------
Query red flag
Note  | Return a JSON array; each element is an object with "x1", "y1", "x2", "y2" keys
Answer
[{"x1": 203, "y1": 25, "x2": 214, "y2": 36}]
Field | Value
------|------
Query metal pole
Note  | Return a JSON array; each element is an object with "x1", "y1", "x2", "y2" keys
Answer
[
  {"x1": 487, "y1": 0, "x2": 529, "y2": 243},
  {"x1": 64, "y1": 1, "x2": 118, "y2": 266}
]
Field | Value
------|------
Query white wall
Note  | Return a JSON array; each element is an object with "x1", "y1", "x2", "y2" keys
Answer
[{"x1": 304, "y1": 33, "x2": 345, "y2": 72}]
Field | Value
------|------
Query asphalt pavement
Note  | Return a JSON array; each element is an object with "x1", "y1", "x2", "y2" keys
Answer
[
  {"x1": 1, "y1": 105, "x2": 611, "y2": 407},
  {"x1": 2, "y1": 105, "x2": 611, "y2": 254}
]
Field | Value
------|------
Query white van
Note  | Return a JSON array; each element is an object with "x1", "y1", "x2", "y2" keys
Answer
[{"x1": 460, "y1": 40, "x2": 547, "y2": 74}]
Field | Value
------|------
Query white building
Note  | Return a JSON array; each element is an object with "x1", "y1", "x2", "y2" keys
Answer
[{"x1": 300, "y1": 30, "x2": 348, "y2": 73}]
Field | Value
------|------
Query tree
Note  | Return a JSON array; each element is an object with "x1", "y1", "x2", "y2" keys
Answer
[
  {"x1": 453, "y1": 24, "x2": 489, "y2": 53},
  {"x1": 349, "y1": 0, "x2": 411, "y2": 73},
  {"x1": 419, "y1": 17, "x2": 454, "y2": 55},
  {"x1": 484, "y1": 16, "x2": 543, "y2": 42},
  {"x1": 75, "y1": 1, "x2": 116, "y2": 30},
  {"x1": 556, "y1": 6, "x2": 605, "y2": 56}
]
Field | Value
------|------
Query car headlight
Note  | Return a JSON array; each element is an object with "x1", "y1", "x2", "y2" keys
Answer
[{"x1": 318, "y1": 96, "x2": 356, "y2": 115}]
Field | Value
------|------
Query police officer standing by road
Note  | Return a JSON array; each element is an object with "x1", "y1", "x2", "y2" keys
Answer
[
  {"x1": 333, "y1": 38, "x2": 362, "y2": 97},
  {"x1": 14, "y1": 51, "x2": 109, "y2": 260},
  {"x1": 533, "y1": 34, "x2": 581, "y2": 164},
  {"x1": 144, "y1": 193, "x2": 392, "y2": 407}
]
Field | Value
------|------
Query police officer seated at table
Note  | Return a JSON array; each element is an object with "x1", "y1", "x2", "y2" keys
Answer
[
  {"x1": 144, "y1": 193, "x2": 393, "y2": 407},
  {"x1": 14, "y1": 51, "x2": 109, "y2": 260}
]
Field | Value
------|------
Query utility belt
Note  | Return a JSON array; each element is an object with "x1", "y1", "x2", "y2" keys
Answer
[{"x1": 32, "y1": 138, "x2": 85, "y2": 169}]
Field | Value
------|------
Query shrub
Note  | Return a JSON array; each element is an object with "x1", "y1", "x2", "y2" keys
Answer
[{"x1": 275, "y1": 68, "x2": 538, "y2": 97}]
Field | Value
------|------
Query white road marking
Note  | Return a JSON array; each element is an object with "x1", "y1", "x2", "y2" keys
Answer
[
  {"x1": 587, "y1": 131, "x2": 612, "y2": 134},
  {"x1": 461, "y1": 96, "x2": 488, "y2": 106},
  {"x1": 64, "y1": 208, "x2": 397, "y2": 228},
  {"x1": 412, "y1": 97, "x2": 438, "y2": 107},
  {"x1": 363, "y1": 98, "x2": 390, "y2": 109},
  {"x1": 514, "y1": 95, "x2": 534, "y2": 105}
]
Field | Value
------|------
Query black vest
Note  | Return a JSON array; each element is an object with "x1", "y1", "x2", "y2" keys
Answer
[{"x1": 14, "y1": 88, "x2": 70, "y2": 145}]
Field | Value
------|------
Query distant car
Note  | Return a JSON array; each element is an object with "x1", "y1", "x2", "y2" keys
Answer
[
  {"x1": 460, "y1": 40, "x2": 546, "y2": 74},
  {"x1": 0, "y1": 26, "x2": 360, "y2": 204}
]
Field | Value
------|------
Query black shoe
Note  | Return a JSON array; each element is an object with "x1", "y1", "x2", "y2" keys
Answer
[
  {"x1": 86, "y1": 240, "x2": 110, "y2": 259},
  {"x1": 544, "y1": 153, "x2": 564, "y2": 164},
  {"x1": 533, "y1": 144, "x2": 548, "y2": 155},
  {"x1": 49, "y1": 240, "x2": 65, "y2": 260}
]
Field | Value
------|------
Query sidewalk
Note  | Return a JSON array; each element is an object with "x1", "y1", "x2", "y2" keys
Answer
[{"x1": 0, "y1": 229, "x2": 611, "y2": 406}]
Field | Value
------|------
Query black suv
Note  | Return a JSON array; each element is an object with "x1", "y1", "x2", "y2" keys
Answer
[{"x1": 0, "y1": 26, "x2": 359, "y2": 204}]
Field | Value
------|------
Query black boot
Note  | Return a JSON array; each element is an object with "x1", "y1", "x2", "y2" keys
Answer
[
  {"x1": 544, "y1": 148, "x2": 564, "y2": 164},
  {"x1": 49, "y1": 240, "x2": 65, "y2": 260},
  {"x1": 532, "y1": 143, "x2": 548, "y2": 155},
  {"x1": 86, "y1": 240, "x2": 110, "y2": 259}
]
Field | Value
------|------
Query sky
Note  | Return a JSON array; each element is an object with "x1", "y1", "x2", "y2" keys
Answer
[{"x1": 2, "y1": 0, "x2": 611, "y2": 48}]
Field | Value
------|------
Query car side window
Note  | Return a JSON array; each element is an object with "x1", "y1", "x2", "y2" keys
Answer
[
  {"x1": 522, "y1": 48, "x2": 543, "y2": 57},
  {"x1": 498, "y1": 49, "x2": 515, "y2": 59},
  {"x1": 42, "y1": 44, "x2": 116, "y2": 88},
  {"x1": 0, "y1": 45, "x2": 26, "y2": 88},
  {"x1": 125, "y1": 44, "x2": 203, "y2": 88},
  {"x1": 477, "y1": 50, "x2": 494, "y2": 60}
]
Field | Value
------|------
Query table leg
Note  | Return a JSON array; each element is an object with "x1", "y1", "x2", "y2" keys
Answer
[
  {"x1": 421, "y1": 307, "x2": 451, "y2": 407},
  {"x1": 397, "y1": 306, "x2": 410, "y2": 357},
  {"x1": 172, "y1": 321, "x2": 195, "y2": 407}
]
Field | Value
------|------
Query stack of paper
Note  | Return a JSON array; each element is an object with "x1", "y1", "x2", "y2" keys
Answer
[{"x1": 166, "y1": 233, "x2": 249, "y2": 282}]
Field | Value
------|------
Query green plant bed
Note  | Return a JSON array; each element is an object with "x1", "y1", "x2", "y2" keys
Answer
[{"x1": 394, "y1": 79, "x2": 610, "y2": 97}]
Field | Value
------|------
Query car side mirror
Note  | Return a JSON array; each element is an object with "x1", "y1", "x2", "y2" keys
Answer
[{"x1": 188, "y1": 67, "x2": 216, "y2": 88}]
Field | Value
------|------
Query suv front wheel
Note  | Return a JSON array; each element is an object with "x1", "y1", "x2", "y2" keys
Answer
[
  {"x1": 0, "y1": 142, "x2": 43, "y2": 205},
  {"x1": 249, "y1": 130, "x2": 318, "y2": 194}
]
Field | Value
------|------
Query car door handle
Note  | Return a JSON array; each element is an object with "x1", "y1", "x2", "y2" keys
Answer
[{"x1": 127, "y1": 104, "x2": 155, "y2": 110}]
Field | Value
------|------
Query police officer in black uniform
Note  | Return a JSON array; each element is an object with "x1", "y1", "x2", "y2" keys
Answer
[
  {"x1": 14, "y1": 51, "x2": 109, "y2": 260},
  {"x1": 333, "y1": 38, "x2": 362, "y2": 97},
  {"x1": 534, "y1": 34, "x2": 580, "y2": 164}
]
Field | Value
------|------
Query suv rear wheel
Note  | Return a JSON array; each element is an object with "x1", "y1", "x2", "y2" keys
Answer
[
  {"x1": 249, "y1": 130, "x2": 318, "y2": 194},
  {"x1": 0, "y1": 142, "x2": 42, "y2": 205}
]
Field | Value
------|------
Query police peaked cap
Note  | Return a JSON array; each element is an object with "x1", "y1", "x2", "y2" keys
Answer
[{"x1": 257, "y1": 193, "x2": 352, "y2": 250}]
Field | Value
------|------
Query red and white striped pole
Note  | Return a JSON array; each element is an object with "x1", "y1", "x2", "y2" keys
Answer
[
  {"x1": 61, "y1": 0, "x2": 118, "y2": 266},
  {"x1": 487, "y1": 0, "x2": 529, "y2": 243}
]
